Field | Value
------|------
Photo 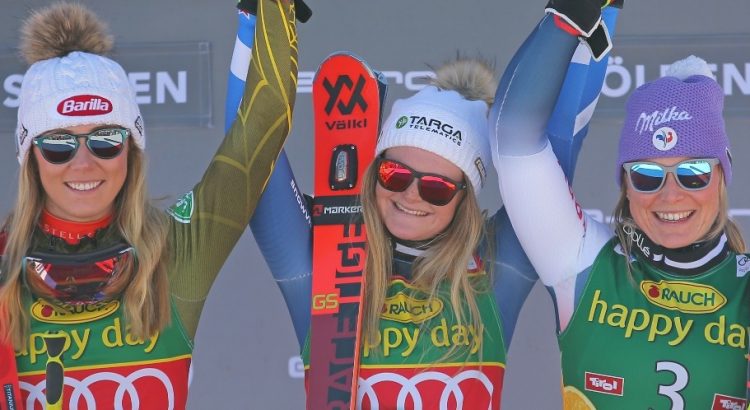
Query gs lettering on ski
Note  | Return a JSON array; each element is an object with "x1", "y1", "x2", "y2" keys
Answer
[{"x1": 57, "y1": 95, "x2": 112, "y2": 116}]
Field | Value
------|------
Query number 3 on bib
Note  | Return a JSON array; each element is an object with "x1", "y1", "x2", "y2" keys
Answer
[{"x1": 655, "y1": 361, "x2": 688, "y2": 410}]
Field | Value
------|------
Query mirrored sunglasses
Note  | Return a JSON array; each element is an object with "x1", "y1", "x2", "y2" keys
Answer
[
  {"x1": 623, "y1": 158, "x2": 720, "y2": 193},
  {"x1": 32, "y1": 128, "x2": 129, "y2": 164},
  {"x1": 376, "y1": 157, "x2": 466, "y2": 206}
]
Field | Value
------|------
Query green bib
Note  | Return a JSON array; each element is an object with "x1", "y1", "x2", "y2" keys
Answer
[
  {"x1": 303, "y1": 271, "x2": 506, "y2": 409},
  {"x1": 16, "y1": 291, "x2": 193, "y2": 409},
  {"x1": 559, "y1": 240, "x2": 750, "y2": 409}
]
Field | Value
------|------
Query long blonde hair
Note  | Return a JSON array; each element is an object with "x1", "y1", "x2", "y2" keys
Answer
[
  {"x1": 613, "y1": 173, "x2": 746, "y2": 274},
  {"x1": 0, "y1": 145, "x2": 171, "y2": 347},
  {"x1": 361, "y1": 166, "x2": 490, "y2": 348},
  {"x1": 361, "y1": 57, "x2": 497, "y2": 353}
]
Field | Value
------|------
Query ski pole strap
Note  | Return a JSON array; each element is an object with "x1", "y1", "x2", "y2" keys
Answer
[{"x1": 43, "y1": 332, "x2": 66, "y2": 410}]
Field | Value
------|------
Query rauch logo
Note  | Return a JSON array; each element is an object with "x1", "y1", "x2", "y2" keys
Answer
[
  {"x1": 640, "y1": 280, "x2": 726, "y2": 314},
  {"x1": 57, "y1": 94, "x2": 113, "y2": 116},
  {"x1": 381, "y1": 292, "x2": 443, "y2": 324},
  {"x1": 31, "y1": 299, "x2": 119, "y2": 324}
]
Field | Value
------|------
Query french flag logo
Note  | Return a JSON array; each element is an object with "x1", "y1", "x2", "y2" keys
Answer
[{"x1": 652, "y1": 127, "x2": 678, "y2": 151}]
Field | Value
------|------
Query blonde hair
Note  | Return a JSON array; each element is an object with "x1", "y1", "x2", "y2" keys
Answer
[
  {"x1": 360, "y1": 164, "x2": 490, "y2": 353},
  {"x1": 359, "y1": 56, "x2": 498, "y2": 358},
  {"x1": 0, "y1": 144, "x2": 171, "y2": 347},
  {"x1": 613, "y1": 172, "x2": 746, "y2": 277}
]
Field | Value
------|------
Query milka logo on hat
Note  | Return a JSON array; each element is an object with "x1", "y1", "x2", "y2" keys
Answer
[
  {"x1": 652, "y1": 127, "x2": 678, "y2": 151},
  {"x1": 635, "y1": 106, "x2": 692, "y2": 135},
  {"x1": 57, "y1": 94, "x2": 113, "y2": 116},
  {"x1": 396, "y1": 116, "x2": 408, "y2": 129}
]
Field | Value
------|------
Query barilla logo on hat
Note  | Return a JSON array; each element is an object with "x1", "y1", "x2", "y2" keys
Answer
[
  {"x1": 57, "y1": 94, "x2": 113, "y2": 116},
  {"x1": 652, "y1": 127, "x2": 678, "y2": 151},
  {"x1": 635, "y1": 106, "x2": 692, "y2": 135}
]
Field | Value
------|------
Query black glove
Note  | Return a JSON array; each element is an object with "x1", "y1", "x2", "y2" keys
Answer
[
  {"x1": 546, "y1": 0, "x2": 623, "y2": 61},
  {"x1": 237, "y1": 0, "x2": 312, "y2": 23},
  {"x1": 545, "y1": 0, "x2": 603, "y2": 37}
]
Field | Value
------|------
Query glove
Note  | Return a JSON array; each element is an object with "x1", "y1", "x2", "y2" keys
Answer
[
  {"x1": 545, "y1": 0, "x2": 603, "y2": 37},
  {"x1": 237, "y1": 0, "x2": 312, "y2": 23},
  {"x1": 547, "y1": 0, "x2": 623, "y2": 61}
]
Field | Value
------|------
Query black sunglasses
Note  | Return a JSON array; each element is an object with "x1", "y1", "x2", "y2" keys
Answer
[
  {"x1": 33, "y1": 128, "x2": 129, "y2": 164},
  {"x1": 376, "y1": 157, "x2": 466, "y2": 206}
]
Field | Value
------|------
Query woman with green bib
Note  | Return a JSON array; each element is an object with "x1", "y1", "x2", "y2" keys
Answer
[
  {"x1": 492, "y1": 37, "x2": 749, "y2": 410},
  {"x1": 0, "y1": 1, "x2": 297, "y2": 408},
  {"x1": 238, "y1": 0, "x2": 622, "y2": 407}
]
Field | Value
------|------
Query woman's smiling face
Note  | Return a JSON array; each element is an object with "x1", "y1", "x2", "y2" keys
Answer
[
  {"x1": 376, "y1": 146, "x2": 464, "y2": 241},
  {"x1": 627, "y1": 156, "x2": 721, "y2": 248},
  {"x1": 34, "y1": 124, "x2": 129, "y2": 222}
]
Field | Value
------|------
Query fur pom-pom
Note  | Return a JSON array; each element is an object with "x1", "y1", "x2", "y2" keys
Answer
[
  {"x1": 664, "y1": 55, "x2": 716, "y2": 81},
  {"x1": 430, "y1": 57, "x2": 497, "y2": 105},
  {"x1": 20, "y1": 2, "x2": 113, "y2": 65}
]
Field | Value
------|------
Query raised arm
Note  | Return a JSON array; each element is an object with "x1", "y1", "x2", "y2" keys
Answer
[
  {"x1": 490, "y1": 5, "x2": 620, "y2": 345},
  {"x1": 224, "y1": 4, "x2": 312, "y2": 348},
  {"x1": 167, "y1": 0, "x2": 299, "y2": 339},
  {"x1": 490, "y1": 3, "x2": 615, "y2": 291}
]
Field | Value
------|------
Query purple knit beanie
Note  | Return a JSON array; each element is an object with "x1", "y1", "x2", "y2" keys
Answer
[{"x1": 617, "y1": 56, "x2": 732, "y2": 185}]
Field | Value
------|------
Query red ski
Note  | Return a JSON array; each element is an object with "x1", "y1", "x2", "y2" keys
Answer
[{"x1": 308, "y1": 52, "x2": 386, "y2": 410}]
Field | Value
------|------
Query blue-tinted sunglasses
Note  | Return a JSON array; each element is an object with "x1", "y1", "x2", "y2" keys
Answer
[{"x1": 623, "y1": 158, "x2": 720, "y2": 193}]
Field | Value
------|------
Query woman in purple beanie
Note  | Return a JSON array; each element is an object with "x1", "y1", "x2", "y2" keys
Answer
[{"x1": 492, "y1": 54, "x2": 748, "y2": 408}]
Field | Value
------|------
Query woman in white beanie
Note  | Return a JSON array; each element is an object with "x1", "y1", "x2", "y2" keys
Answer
[
  {"x1": 0, "y1": 1, "x2": 297, "y2": 408},
  {"x1": 493, "y1": 17, "x2": 749, "y2": 410},
  {"x1": 235, "y1": 1, "x2": 622, "y2": 407}
]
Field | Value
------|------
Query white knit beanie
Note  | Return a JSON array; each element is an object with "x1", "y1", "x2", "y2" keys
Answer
[
  {"x1": 15, "y1": 3, "x2": 145, "y2": 165},
  {"x1": 376, "y1": 86, "x2": 491, "y2": 193}
]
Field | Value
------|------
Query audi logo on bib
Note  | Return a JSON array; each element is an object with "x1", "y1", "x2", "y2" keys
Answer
[{"x1": 357, "y1": 366, "x2": 502, "y2": 410}]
